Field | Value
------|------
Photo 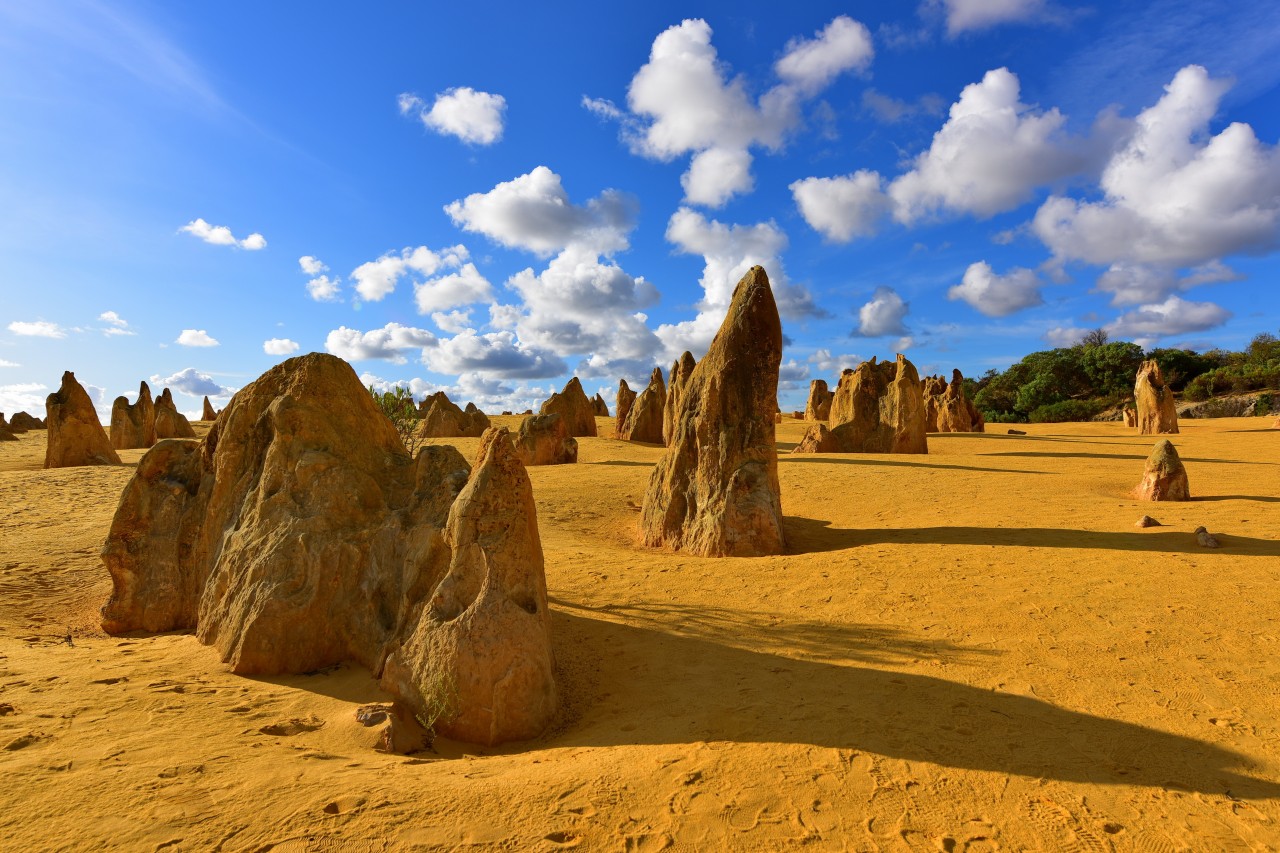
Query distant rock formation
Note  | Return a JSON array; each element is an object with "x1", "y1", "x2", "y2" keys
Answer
[
  {"x1": 640, "y1": 266, "x2": 784, "y2": 557},
  {"x1": 795, "y1": 355, "x2": 928, "y2": 454},
  {"x1": 110, "y1": 381, "x2": 156, "y2": 450},
  {"x1": 415, "y1": 392, "x2": 490, "y2": 439},
  {"x1": 1124, "y1": 407, "x2": 1138, "y2": 428},
  {"x1": 0, "y1": 416, "x2": 16, "y2": 441},
  {"x1": 1134, "y1": 439, "x2": 1190, "y2": 501},
  {"x1": 45, "y1": 371, "x2": 121, "y2": 467},
  {"x1": 539, "y1": 377, "x2": 597, "y2": 437},
  {"x1": 804, "y1": 379, "x2": 833, "y2": 422},
  {"x1": 592, "y1": 393, "x2": 609, "y2": 417},
  {"x1": 202, "y1": 396, "x2": 217, "y2": 421},
  {"x1": 1134, "y1": 360, "x2": 1179, "y2": 435},
  {"x1": 619, "y1": 367, "x2": 665, "y2": 444},
  {"x1": 9, "y1": 412, "x2": 44, "y2": 430},
  {"x1": 512, "y1": 412, "x2": 577, "y2": 466},
  {"x1": 101, "y1": 354, "x2": 556, "y2": 746},
  {"x1": 934, "y1": 370, "x2": 984, "y2": 433},
  {"x1": 663, "y1": 352, "x2": 696, "y2": 446},
  {"x1": 153, "y1": 388, "x2": 196, "y2": 440},
  {"x1": 614, "y1": 380, "x2": 636, "y2": 439}
]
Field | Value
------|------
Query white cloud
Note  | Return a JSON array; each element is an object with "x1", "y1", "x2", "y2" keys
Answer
[
  {"x1": 431, "y1": 310, "x2": 474, "y2": 334},
  {"x1": 98, "y1": 310, "x2": 136, "y2": 337},
  {"x1": 1043, "y1": 326, "x2": 1088, "y2": 347},
  {"x1": 306, "y1": 275, "x2": 342, "y2": 302},
  {"x1": 855, "y1": 286, "x2": 910, "y2": 337},
  {"x1": 445, "y1": 166, "x2": 634, "y2": 257},
  {"x1": 1104, "y1": 295, "x2": 1232, "y2": 342},
  {"x1": 299, "y1": 256, "x2": 327, "y2": 276},
  {"x1": 808, "y1": 349, "x2": 863, "y2": 374},
  {"x1": 0, "y1": 359, "x2": 19, "y2": 368},
  {"x1": 413, "y1": 263, "x2": 494, "y2": 314},
  {"x1": 350, "y1": 244, "x2": 469, "y2": 302},
  {"x1": 681, "y1": 147, "x2": 754, "y2": 208},
  {"x1": 325, "y1": 323, "x2": 437, "y2": 364},
  {"x1": 0, "y1": 382, "x2": 47, "y2": 413},
  {"x1": 927, "y1": 0, "x2": 1051, "y2": 36},
  {"x1": 176, "y1": 329, "x2": 219, "y2": 347},
  {"x1": 263, "y1": 338, "x2": 300, "y2": 356},
  {"x1": 775, "y1": 15, "x2": 874, "y2": 95},
  {"x1": 778, "y1": 358, "x2": 811, "y2": 390},
  {"x1": 150, "y1": 368, "x2": 231, "y2": 398},
  {"x1": 790, "y1": 170, "x2": 890, "y2": 242},
  {"x1": 8, "y1": 320, "x2": 66, "y2": 338},
  {"x1": 1033, "y1": 65, "x2": 1280, "y2": 269},
  {"x1": 400, "y1": 87, "x2": 507, "y2": 145},
  {"x1": 425, "y1": 329, "x2": 566, "y2": 379},
  {"x1": 948, "y1": 261, "x2": 1045, "y2": 316},
  {"x1": 179, "y1": 218, "x2": 266, "y2": 250}
]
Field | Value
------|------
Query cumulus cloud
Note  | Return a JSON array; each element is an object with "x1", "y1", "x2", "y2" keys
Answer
[
  {"x1": 775, "y1": 15, "x2": 874, "y2": 95},
  {"x1": 808, "y1": 349, "x2": 864, "y2": 374},
  {"x1": 263, "y1": 338, "x2": 300, "y2": 356},
  {"x1": 98, "y1": 310, "x2": 136, "y2": 337},
  {"x1": 855, "y1": 286, "x2": 910, "y2": 337},
  {"x1": 0, "y1": 381, "x2": 47, "y2": 413},
  {"x1": 350, "y1": 245, "x2": 469, "y2": 302},
  {"x1": 1105, "y1": 295, "x2": 1232, "y2": 342},
  {"x1": 325, "y1": 323, "x2": 436, "y2": 364},
  {"x1": 425, "y1": 330, "x2": 566, "y2": 379},
  {"x1": 1043, "y1": 326, "x2": 1088, "y2": 347},
  {"x1": 8, "y1": 320, "x2": 66, "y2": 338},
  {"x1": 298, "y1": 256, "x2": 341, "y2": 302},
  {"x1": 150, "y1": 368, "x2": 231, "y2": 398},
  {"x1": 926, "y1": 0, "x2": 1054, "y2": 36},
  {"x1": 299, "y1": 256, "x2": 326, "y2": 275},
  {"x1": 948, "y1": 261, "x2": 1045, "y2": 316},
  {"x1": 790, "y1": 170, "x2": 890, "y2": 242},
  {"x1": 681, "y1": 147, "x2": 755, "y2": 208},
  {"x1": 430, "y1": 310, "x2": 474, "y2": 334},
  {"x1": 176, "y1": 329, "x2": 219, "y2": 347},
  {"x1": 445, "y1": 166, "x2": 634, "y2": 257},
  {"x1": 179, "y1": 218, "x2": 266, "y2": 250},
  {"x1": 399, "y1": 87, "x2": 507, "y2": 145},
  {"x1": 0, "y1": 359, "x2": 19, "y2": 368},
  {"x1": 413, "y1": 263, "x2": 494, "y2": 314},
  {"x1": 1033, "y1": 65, "x2": 1280, "y2": 269}
]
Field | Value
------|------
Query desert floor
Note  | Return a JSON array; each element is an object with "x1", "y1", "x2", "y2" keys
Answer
[{"x1": 1, "y1": 416, "x2": 1278, "y2": 851}]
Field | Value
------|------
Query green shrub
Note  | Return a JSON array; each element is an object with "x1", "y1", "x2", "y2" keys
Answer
[
  {"x1": 1028, "y1": 399, "x2": 1105, "y2": 423},
  {"x1": 369, "y1": 385, "x2": 423, "y2": 457}
]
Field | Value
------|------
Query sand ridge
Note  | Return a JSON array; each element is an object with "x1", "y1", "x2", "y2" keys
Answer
[{"x1": 1, "y1": 416, "x2": 1279, "y2": 850}]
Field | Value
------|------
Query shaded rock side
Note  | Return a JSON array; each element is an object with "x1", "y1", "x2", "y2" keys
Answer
[
  {"x1": 1124, "y1": 408, "x2": 1138, "y2": 428},
  {"x1": 512, "y1": 413, "x2": 577, "y2": 466},
  {"x1": 640, "y1": 266, "x2": 785, "y2": 557},
  {"x1": 935, "y1": 370, "x2": 984, "y2": 433},
  {"x1": 619, "y1": 367, "x2": 666, "y2": 444},
  {"x1": 1, "y1": 412, "x2": 25, "y2": 434},
  {"x1": 592, "y1": 393, "x2": 609, "y2": 417},
  {"x1": 415, "y1": 392, "x2": 490, "y2": 439},
  {"x1": 0, "y1": 418, "x2": 16, "y2": 441},
  {"x1": 154, "y1": 388, "x2": 197, "y2": 440},
  {"x1": 202, "y1": 396, "x2": 218, "y2": 421},
  {"x1": 539, "y1": 377, "x2": 597, "y2": 437},
  {"x1": 663, "y1": 351, "x2": 696, "y2": 446},
  {"x1": 809, "y1": 355, "x2": 928, "y2": 454},
  {"x1": 1135, "y1": 360, "x2": 1179, "y2": 435},
  {"x1": 804, "y1": 379, "x2": 833, "y2": 422},
  {"x1": 45, "y1": 371, "x2": 121, "y2": 468},
  {"x1": 614, "y1": 380, "x2": 636, "y2": 440},
  {"x1": 1134, "y1": 439, "x2": 1190, "y2": 501},
  {"x1": 9, "y1": 412, "x2": 45, "y2": 430},
  {"x1": 381, "y1": 427, "x2": 556, "y2": 745},
  {"x1": 110, "y1": 381, "x2": 156, "y2": 450}
]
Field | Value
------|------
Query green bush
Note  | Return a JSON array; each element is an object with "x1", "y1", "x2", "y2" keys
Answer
[
  {"x1": 369, "y1": 385, "x2": 423, "y2": 456},
  {"x1": 982, "y1": 410, "x2": 1025, "y2": 424},
  {"x1": 1028, "y1": 399, "x2": 1105, "y2": 423}
]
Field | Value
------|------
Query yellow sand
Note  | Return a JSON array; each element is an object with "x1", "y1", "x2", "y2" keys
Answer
[{"x1": 2, "y1": 416, "x2": 1278, "y2": 851}]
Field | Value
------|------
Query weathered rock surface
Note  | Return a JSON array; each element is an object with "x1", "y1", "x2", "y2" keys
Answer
[
  {"x1": 619, "y1": 368, "x2": 665, "y2": 444},
  {"x1": 101, "y1": 354, "x2": 556, "y2": 746},
  {"x1": 1135, "y1": 360, "x2": 1179, "y2": 435},
  {"x1": 1134, "y1": 439, "x2": 1190, "y2": 501},
  {"x1": 415, "y1": 392, "x2": 490, "y2": 438},
  {"x1": 45, "y1": 372, "x2": 121, "y2": 468},
  {"x1": 202, "y1": 396, "x2": 218, "y2": 421},
  {"x1": 512, "y1": 413, "x2": 577, "y2": 466},
  {"x1": 0, "y1": 417, "x2": 16, "y2": 441},
  {"x1": 592, "y1": 393, "x2": 609, "y2": 417},
  {"x1": 804, "y1": 379, "x2": 833, "y2": 422},
  {"x1": 1124, "y1": 408, "x2": 1138, "y2": 428},
  {"x1": 796, "y1": 355, "x2": 928, "y2": 454},
  {"x1": 934, "y1": 370, "x2": 985, "y2": 433},
  {"x1": 664, "y1": 352, "x2": 696, "y2": 446},
  {"x1": 539, "y1": 377, "x2": 597, "y2": 437},
  {"x1": 9, "y1": 412, "x2": 44, "y2": 430},
  {"x1": 1, "y1": 413, "x2": 25, "y2": 434},
  {"x1": 1135, "y1": 515, "x2": 1161, "y2": 528},
  {"x1": 153, "y1": 388, "x2": 196, "y2": 440},
  {"x1": 640, "y1": 266, "x2": 785, "y2": 557},
  {"x1": 110, "y1": 382, "x2": 156, "y2": 450},
  {"x1": 1195, "y1": 525, "x2": 1221, "y2": 548},
  {"x1": 614, "y1": 380, "x2": 636, "y2": 440},
  {"x1": 921, "y1": 375, "x2": 947, "y2": 432},
  {"x1": 1177, "y1": 395, "x2": 1265, "y2": 419}
]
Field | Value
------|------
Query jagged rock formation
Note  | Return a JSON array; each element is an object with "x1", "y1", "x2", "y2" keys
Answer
[
  {"x1": 934, "y1": 370, "x2": 985, "y2": 433},
  {"x1": 202, "y1": 396, "x2": 218, "y2": 421},
  {"x1": 663, "y1": 352, "x2": 696, "y2": 446},
  {"x1": 640, "y1": 266, "x2": 785, "y2": 557},
  {"x1": 100, "y1": 354, "x2": 556, "y2": 746},
  {"x1": 44, "y1": 372, "x2": 121, "y2": 467},
  {"x1": 592, "y1": 393, "x2": 609, "y2": 417},
  {"x1": 1134, "y1": 439, "x2": 1190, "y2": 501},
  {"x1": 796, "y1": 355, "x2": 928, "y2": 454},
  {"x1": 619, "y1": 367, "x2": 665, "y2": 444},
  {"x1": 153, "y1": 388, "x2": 196, "y2": 440},
  {"x1": 539, "y1": 377, "x2": 597, "y2": 437},
  {"x1": 9, "y1": 412, "x2": 44, "y2": 430},
  {"x1": 0, "y1": 416, "x2": 16, "y2": 441},
  {"x1": 1135, "y1": 360, "x2": 1179, "y2": 435},
  {"x1": 110, "y1": 382, "x2": 156, "y2": 450},
  {"x1": 804, "y1": 379, "x2": 833, "y2": 422},
  {"x1": 512, "y1": 413, "x2": 577, "y2": 466},
  {"x1": 1124, "y1": 408, "x2": 1138, "y2": 428},
  {"x1": 921, "y1": 375, "x2": 946, "y2": 432},
  {"x1": 415, "y1": 392, "x2": 490, "y2": 439},
  {"x1": 614, "y1": 380, "x2": 636, "y2": 439}
]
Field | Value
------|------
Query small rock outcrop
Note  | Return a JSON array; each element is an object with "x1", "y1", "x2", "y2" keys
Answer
[
  {"x1": 934, "y1": 370, "x2": 985, "y2": 433},
  {"x1": 101, "y1": 354, "x2": 556, "y2": 746},
  {"x1": 640, "y1": 266, "x2": 785, "y2": 557},
  {"x1": 1135, "y1": 515, "x2": 1161, "y2": 528},
  {"x1": 415, "y1": 392, "x2": 490, "y2": 439},
  {"x1": 663, "y1": 352, "x2": 696, "y2": 446},
  {"x1": 592, "y1": 393, "x2": 609, "y2": 417},
  {"x1": 1123, "y1": 408, "x2": 1138, "y2": 428},
  {"x1": 619, "y1": 367, "x2": 665, "y2": 444},
  {"x1": 512, "y1": 413, "x2": 577, "y2": 466},
  {"x1": 1194, "y1": 526, "x2": 1221, "y2": 548},
  {"x1": 0, "y1": 417, "x2": 16, "y2": 441},
  {"x1": 202, "y1": 396, "x2": 218, "y2": 421},
  {"x1": 109, "y1": 382, "x2": 156, "y2": 450},
  {"x1": 804, "y1": 379, "x2": 833, "y2": 422},
  {"x1": 153, "y1": 389, "x2": 196, "y2": 439},
  {"x1": 1134, "y1": 360, "x2": 1179, "y2": 435},
  {"x1": 921, "y1": 375, "x2": 947, "y2": 431},
  {"x1": 1134, "y1": 439, "x2": 1190, "y2": 501},
  {"x1": 9, "y1": 412, "x2": 44, "y2": 430},
  {"x1": 795, "y1": 355, "x2": 928, "y2": 454},
  {"x1": 45, "y1": 372, "x2": 121, "y2": 468},
  {"x1": 613, "y1": 380, "x2": 636, "y2": 439},
  {"x1": 539, "y1": 377, "x2": 597, "y2": 437}
]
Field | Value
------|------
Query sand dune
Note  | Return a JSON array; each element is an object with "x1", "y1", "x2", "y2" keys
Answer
[{"x1": 2, "y1": 416, "x2": 1278, "y2": 850}]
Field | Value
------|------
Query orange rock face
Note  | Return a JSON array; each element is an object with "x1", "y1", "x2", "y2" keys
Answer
[
  {"x1": 801, "y1": 355, "x2": 928, "y2": 454},
  {"x1": 9, "y1": 412, "x2": 44, "y2": 430},
  {"x1": 153, "y1": 388, "x2": 196, "y2": 439},
  {"x1": 1134, "y1": 439, "x2": 1190, "y2": 501},
  {"x1": 45, "y1": 371, "x2": 121, "y2": 468},
  {"x1": 415, "y1": 392, "x2": 490, "y2": 438},
  {"x1": 935, "y1": 370, "x2": 984, "y2": 433},
  {"x1": 804, "y1": 379, "x2": 833, "y2": 422},
  {"x1": 640, "y1": 266, "x2": 785, "y2": 557},
  {"x1": 202, "y1": 396, "x2": 218, "y2": 421},
  {"x1": 1135, "y1": 360, "x2": 1179, "y2": 435},
  {"x1": 540, "y1": 377, "x2": 597, "y2": 437},
  {"x1": 592, "y1": 393, "x2": 609, "y2": 417},
  {"x1": 619, "y1": 367, "x2": 665, "y2": 444},
  {"x1": 512, "y1": 412, "x2": 577, "y2": 466},
  {"x1": 1124, "y1": 408, "x2": 1138, "y2": 428},
  {"x1": 614, "y1": 379, "x2": 636, "y2": 440},
  {"x1": 110, "y1": 381, "x2": 156, "y2": 450},
  {"x1": 663, "y1": 352, "x2": 696, "y2": 446}
]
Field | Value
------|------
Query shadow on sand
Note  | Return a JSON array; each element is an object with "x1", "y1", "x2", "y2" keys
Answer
[
  {"x1": 985, "y1": 450, "x2": 1272, "y2": 466},
  {"x1": 781, "y1": 455, "x2": 1051, "y2": 476},
  {"x1": 548, "y1": 605, "x2": 1280, "y2": 798}
]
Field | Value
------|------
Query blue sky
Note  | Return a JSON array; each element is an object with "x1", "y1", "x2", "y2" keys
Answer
[{"x1": 2, "y1": 0, "x2": 1279, "y2": 417}]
